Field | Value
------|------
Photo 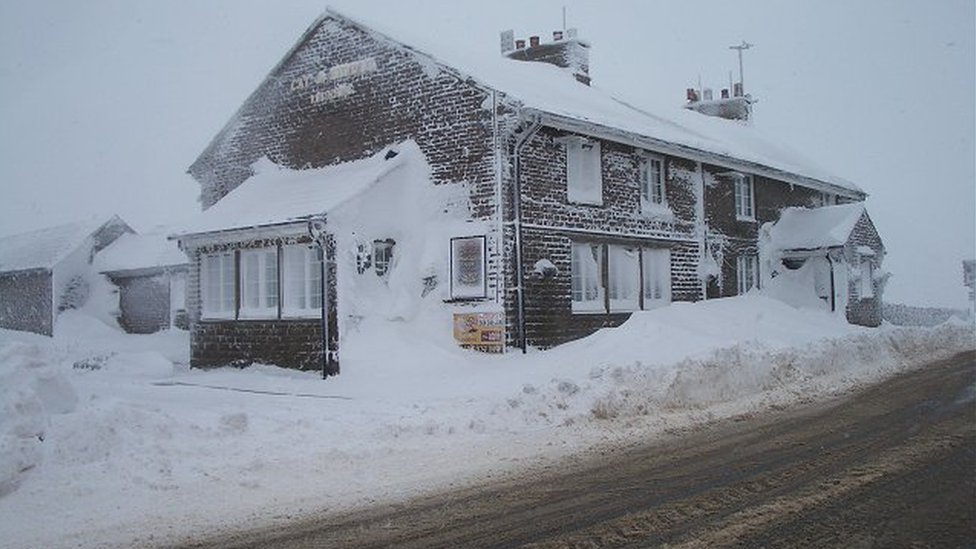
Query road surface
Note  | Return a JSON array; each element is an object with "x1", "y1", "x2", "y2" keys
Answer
[{"x1": 187, "y1": 350, "x2": 975, "y2": 548}]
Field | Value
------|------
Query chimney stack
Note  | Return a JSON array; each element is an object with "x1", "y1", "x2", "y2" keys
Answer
[{"x1": 502, "y1": 28, "x2": 591, "y2": 85}]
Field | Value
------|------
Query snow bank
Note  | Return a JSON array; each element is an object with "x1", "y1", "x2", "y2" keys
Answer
[
  {"x1": 0, "y1": 300, "x2": 972, "y2": 549},
  {"x1": 0, "y1": 341, "x2": 77, "y2": 496}
]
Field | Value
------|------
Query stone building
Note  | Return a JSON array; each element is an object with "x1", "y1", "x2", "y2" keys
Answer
[
  {"x1": 0, "y1": 216, "x2": 133, "y2": 336},
  {"x1": 174, "y1": 9, "x2": 884, "y2": 371},
  {"x1": 96, "y1": 231, "x2": 188, "y2": 334}
]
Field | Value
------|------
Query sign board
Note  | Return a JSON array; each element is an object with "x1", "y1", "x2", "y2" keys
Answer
[{"x1": 453, "y1": 312, "x2": 504, "y2": 353}]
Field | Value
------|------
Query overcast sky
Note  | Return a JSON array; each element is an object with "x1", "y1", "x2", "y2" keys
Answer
[{"x1": 0, "y1": 0, "x2": 973, "y2": 307}]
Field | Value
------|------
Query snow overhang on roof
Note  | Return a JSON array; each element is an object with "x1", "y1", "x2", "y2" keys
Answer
[
  {"x1": 95, "y1": 232, "x2": 187, "y2": 274},
  {"x1": 174, "y1": 142, "x2": 419, "y2": 239},
  {"x1": 0, "y1": 216, "x2": 126, "y2": 273},
  {"x1": 768, "y1": 203, "x2": 866, "y2": 251}
]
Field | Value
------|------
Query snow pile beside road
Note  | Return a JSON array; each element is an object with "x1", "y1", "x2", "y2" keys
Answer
[
  {"x1": 0, "y1": 297, "x2": 972, "y2": 549},
  {"x1": 0, "y1": 341, "x2": 77, "y2": 496}
]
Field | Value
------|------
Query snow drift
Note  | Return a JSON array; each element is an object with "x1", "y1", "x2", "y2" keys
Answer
[{"x1": 0, "y1": 296, "x2": 972, "y2": 549}]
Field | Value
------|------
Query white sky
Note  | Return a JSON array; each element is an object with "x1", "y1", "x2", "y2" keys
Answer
[{"x1": 0, "y1": 0, "x2": 973, "y2": 307}]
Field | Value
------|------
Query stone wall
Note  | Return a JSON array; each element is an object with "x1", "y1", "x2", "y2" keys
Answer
[
  {"x1": 112, "y1": 273, "x2": 171, "y2": 334},
  {"x1": 0, "y1": 269, "x2": 53, "y2": 336},
  {"x1": 844, "y1": 212, "x2": 885, "y2": 327}
]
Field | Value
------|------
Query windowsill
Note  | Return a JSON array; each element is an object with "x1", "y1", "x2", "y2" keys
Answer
[
  {"x1": 735, "y1": 215, "x2": 757, "y2": 222},
  {"x1": 640, "y1": 201, "x2": 674, "y2": 220},
  {"x1": 445, "y1": 296, "x2": 488, "y2": 303},
  {"x1": 281, "y1": 310, "x2": 323, "y2": 319},
  {"x1": 238, "y1": 310, "x2": 279, "y2": 320},
  {"x1": 201, "y1": 313, "x2": 235, "y2": 321},
  {"x1": 567, "y1": 196, "x2": 604, "y2": 207}
]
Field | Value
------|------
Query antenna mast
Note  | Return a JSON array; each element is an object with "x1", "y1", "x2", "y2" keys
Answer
[{"x1": 728, "y1": 40, "x2": 753, "y2": 94}]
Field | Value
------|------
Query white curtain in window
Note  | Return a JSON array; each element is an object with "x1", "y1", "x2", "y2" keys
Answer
[
  {"x1": 642, "y1": 248, "x2": 672, "y2": 308},
  {"x1": 571, "y1": 242, "x2": 604, "y2": 312},
  {"x1": 608, "y1": 245, "x2": 640, "y2": 312},
  {"x1": 566, "y1": 139, "x2": 602, "y2": 205},
  {"x1": 202, "y1": 252, "x2": 234, "y2": 318},
  {"x1": 282, "y1": 245, "x2": 322, "y2": 316},
  {"x1": 239, "y1": 249, "x2": 278, "y2": 317}
]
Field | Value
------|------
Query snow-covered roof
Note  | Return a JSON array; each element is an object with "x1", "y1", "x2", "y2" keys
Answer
[
  {"x1": 0, "y1": 218, "x2": 117, "y2": 273},
  {"x1": 95, "y1": 232, "x2": 187, "y2": 273},
  {"x1": 768, "y1": 203, "x2": 866, "y2": 251},
  {"x1": 175, "y1": 142, "x2": 417, "y2": 237},
  {"x1": 321, "y1": 8, "x2": 862, "y2": 197}
]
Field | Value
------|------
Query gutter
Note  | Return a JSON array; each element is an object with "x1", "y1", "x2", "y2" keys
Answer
[
  {"x1": 511, "y1": 114, "x2": 542, "y2": 353},
  {"x1": 531, "y1": 110, "x2": 865, "y2": 200}
]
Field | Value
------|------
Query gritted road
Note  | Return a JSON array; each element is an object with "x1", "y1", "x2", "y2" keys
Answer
[{"x1": 187, "y1": 350, "x2": 976, "y2": 548}]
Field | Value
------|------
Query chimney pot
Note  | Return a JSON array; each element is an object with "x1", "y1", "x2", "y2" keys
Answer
[
  {"x1": 721, "y1": 88, "x2": 729, "y2": 99},
  {"x1": 703, "y1": 88, "x2": 713, "y2": 101},
  {"x1": 515, "y1": 39, "x2": 526, "y2": 50},
  {"x1": 553, "y1": 30, "x2": 564, "y2": 41},
  {"x1": 733, "y1": 82, "x2": 743, "y2": 97},
  {"x1": 686, "y1": 88, "x2": 699, "y2": 102},
  {"x1": 529, "y1": 35, "x2": 540, "y2": 48}
]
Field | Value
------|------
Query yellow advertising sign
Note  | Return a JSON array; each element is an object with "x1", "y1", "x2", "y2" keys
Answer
[{"x1": 453, "y1": 312, "x2": 504, "y2": 353}]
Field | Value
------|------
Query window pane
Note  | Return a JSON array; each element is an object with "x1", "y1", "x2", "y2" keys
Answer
[
  {"x1": 608, "y1": 246, "x2": 639, "y2": 311},
  {"x1": 264, "y1": 250, "x2": 278, "y2": 308},
  {"x1": 572, "y1": 242, "x2": 604, "y2": 312},
  {"x1": 649, "y1": 158, "x2": 663, "y2": 204},
  {"x1": 642, "y1": 248, "x2": 672, "y2": 308},
  {"x1": 451, "y1": 236, "x2": 486, "y2": 299}
]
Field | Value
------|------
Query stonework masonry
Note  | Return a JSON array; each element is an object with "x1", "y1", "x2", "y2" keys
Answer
[{"x1": 0, "y1": 270, "x2": 53, "y2": 336}]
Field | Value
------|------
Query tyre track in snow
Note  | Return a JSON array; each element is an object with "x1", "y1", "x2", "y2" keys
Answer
[{"x1": 186, "y1": 350, "x2": 975, "y2": 549}]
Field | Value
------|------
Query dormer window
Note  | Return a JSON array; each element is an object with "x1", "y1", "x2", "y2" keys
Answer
[
  {"x1": 561, "y1": 136, "x2": 603, "y2": 205},
  {"x1": 733, "y1": 174, "x2": 755, "y2": 220},
  {"x1": 639, "y1": 153, "x2": 666, "y2": 208}
]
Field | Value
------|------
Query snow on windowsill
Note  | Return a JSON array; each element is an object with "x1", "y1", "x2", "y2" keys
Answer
[{"x1": 640, "y1": 201, "x2": 675, "y2": 221}]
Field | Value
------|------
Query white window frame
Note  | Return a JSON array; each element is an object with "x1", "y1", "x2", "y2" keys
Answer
[
  {"x1": 201, "y1": 252, "x2": 235, "y2": 320},
  {"x1": 639, "y1": 153, "x2": 666, "y2": 209},
  {"x1": 239, "y1": 248, "x2": 279, "y2": 319},
  {"x1": 737, "y1": 254, "x2": 759, "y2": 295},
  {"x1": 281, "y1": 244, "x2": 322, "y2": 318},
  {"x1": 734, "y1": 174, "x2": 755, "y2": 220},
  {"x1": 564, "y1": 136, "x2": 603, "y2": 205},
  {"x1": 642, "y1": 248, "x2": 672, "y2": 309},
  {"x1": 571, "y1": 242, "x2": 605, "y2": 313},
  {"x1": 372, "y1": 239, "x2": 395, "y2": 278},
  {"x1": 450, "y1": 236, "x2": 487, "y2": 300},
  {"x1": 860, "y1": 258, "x2": 875, "y2": 299},
  {"x1": 608, "y1": 245, "x2": 640, "y2": 312}
]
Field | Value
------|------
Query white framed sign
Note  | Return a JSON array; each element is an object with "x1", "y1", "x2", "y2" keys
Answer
[{"x1": 450, "y1": 236, "x2": 487, "y2": 299}]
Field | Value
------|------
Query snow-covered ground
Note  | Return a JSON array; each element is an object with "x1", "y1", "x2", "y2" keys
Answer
[{"x1": 0, "y1": 297, "x2": 973, "y2": 549}]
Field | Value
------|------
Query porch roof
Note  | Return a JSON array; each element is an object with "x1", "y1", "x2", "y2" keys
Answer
[
  {"x1": 174, "y1": 143, "x2": 414, "y2": 238},
  {"x1": 768, "y1": 203, "x2": 866, "y2": 251}
]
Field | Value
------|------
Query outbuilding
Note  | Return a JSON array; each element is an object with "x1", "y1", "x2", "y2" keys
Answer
[{"x1": 0, "y1": 216, "x2": 133, "y2": 336}]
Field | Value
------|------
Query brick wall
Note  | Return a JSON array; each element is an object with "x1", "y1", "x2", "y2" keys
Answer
[
  {"x1": 112, "y1": 273, "x2": 170, "y2": 334},
  {"x1": 0, "y1": 269, "x2": 53, "y2": 336},
  {"x1": 184, "y1": 233, "x2": 339, "y2": 370},
  {"x1": 505, "y1": 127, "x2": 703, "y2": 348},
  {"x1": 703, "y1": 164, "x2": 821, "y2": 297},
  {"x1": 844, "y1": 212, "x2": 885, "y2": 327},
  {"x1": 185, "y1": 15, "x2": 509, "y2": 367},
  {"x1": 191, "y1": 320, "x2": 323, "y2": 370}
]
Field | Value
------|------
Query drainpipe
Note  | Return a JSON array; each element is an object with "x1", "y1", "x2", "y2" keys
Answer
[
  {"x1": 825, "y1": 253, "x2": 836, "y2": 313},
  {"x1": 511, "y1": 115, "x2": 542, "y2": 353}
]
